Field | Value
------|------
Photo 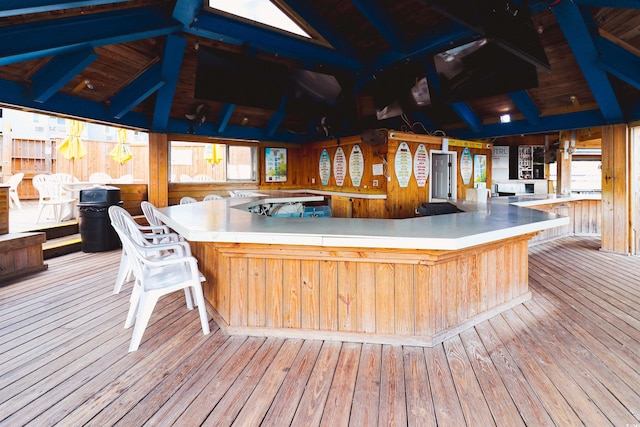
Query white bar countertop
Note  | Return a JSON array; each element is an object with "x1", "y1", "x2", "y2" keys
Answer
[{"x1": 155, "y1": 192, "x2": 573, "y2": 251}]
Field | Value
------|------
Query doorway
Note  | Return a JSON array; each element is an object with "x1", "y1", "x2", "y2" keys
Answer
[{"x1": 430, "y1": 151, "x2": 457, "y2": 201}]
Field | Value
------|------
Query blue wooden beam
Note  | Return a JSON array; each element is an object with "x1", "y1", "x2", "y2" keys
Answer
[
  {"x1": 550, "y1": 1, "x2": 623, "y2": 121},
  {"x1": 0, "y1": 0, "x2": 131, "y2": 17},
  {"x1": 217, "y1": 104, "x2": 235, "y2": 133},
  {"x1": 594, "y1": 36, "x2": 640, "y2": 91},
  {"x1": 151, "y1": 35, "x2": 187, "y2": 132},
  {"x1": 172, "y1": 0, "x2": 201, "y2": 26},
  {"x1": 0, "y1": 77, "x2": 150, "y2": 130},
  {"x1": 31, "y1": 48, "x2": 98, "y2": 103},
  {"x1": 267, "y1": 95, "x2": 289, "y2": 137},
  {"x1": 165, "y1": 118, "x2": 308, "y2": 143},
  {"x1": 188, "y1": 11, "x2": 362, "y2": 71},
  {"x1": 509, "y1": 91, "x2": 541, "y2": 125},
  {"x1": 110, "y1": 63, "x2": 165, "y2": 119},
  {"x1": 0, "y1": 7, "x2": 182, "y2": 66},
  {"x1": 352, "y1": 0, "x2": 405, "y2": 52},
  {"x1": 450, "y1": 102, "x2": 482, "y2": 133}
]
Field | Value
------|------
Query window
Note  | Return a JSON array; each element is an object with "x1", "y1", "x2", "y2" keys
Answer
[{"x1": 169, "y1": 141, "x2": 257, "y2": 182}]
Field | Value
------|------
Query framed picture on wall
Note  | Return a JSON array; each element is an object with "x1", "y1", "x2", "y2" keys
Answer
[{"x1": 265, "y1": 147, "x2": 287, "y2": 182}]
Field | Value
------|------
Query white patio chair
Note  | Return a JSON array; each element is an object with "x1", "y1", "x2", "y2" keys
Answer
[
  {"x1": 179, "y1": 174, "x2": 193, "y2": 182},
  {"x1": 109, "y1": 207, "x2": 210, "y2": 352},
  {"x1": 203, "y1": 194, "x2": 223, "y2": 201},
  {"x1": 5, "y1": 172, "x2": 24, "y2": 209},
  {"x1": 89, "y1": 172, "x2": 112, "y2": 184},
  {"x1": 109, "y1": 205, "x2": 182, "y2": 294},
  {"x1": 193, "y1": 174, "x2": 214, "y2": 182},
  {"x1": 180, "y1": 196, "x2": 198, "y2": 204},
  {"x1": 32, "y1": 174, "x2": 76, "y2": 223},
  {"x1": 229, "y1": 190, "x2": 260, "y2": 197}
]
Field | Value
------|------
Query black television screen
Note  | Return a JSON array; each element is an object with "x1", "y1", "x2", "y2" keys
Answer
[
  {"x1": 434, "y1": 38, "x2": 539, "y2": 103},
  {"x1": 420, "y1": 0, "x2": 550, "y2": 71},
  {"x1": 194, "y1": 46, "x2": 290, "y2": 110}
]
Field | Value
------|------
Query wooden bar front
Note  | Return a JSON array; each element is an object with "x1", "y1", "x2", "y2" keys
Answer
[{"x1": 190, "y1": 233, "x2": 534, "y2": 347}]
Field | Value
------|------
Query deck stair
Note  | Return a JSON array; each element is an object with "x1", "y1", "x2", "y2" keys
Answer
[{"x1": 24, "y1": 221, "x2": 82, "y2": 259}]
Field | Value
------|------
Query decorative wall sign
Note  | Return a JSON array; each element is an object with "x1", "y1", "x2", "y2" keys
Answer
[
  {"x1": 319, "y1": 149, "x2": 331, "y2": 185},
  {"x1": 413, "y1": 143, "x2": 429, "y2": 187},
  {"x1": 349, "y1": 144, "x2": 364, "y2": 187},
  {"x1": 474, "y1": 154, "x2": 487, "y2": 187},
  {"x1": 265, "y1": 147, "x2": 287, "y2": 182},
  {"x1": 394, "y1": 141, "x2": 412, "y2": 188},
  {"x1": 333, "y1": 146, "x2": 346, "y2": 186},
  {"x1": 460, "y1": 147, "x2": 473, "y2": 185}
]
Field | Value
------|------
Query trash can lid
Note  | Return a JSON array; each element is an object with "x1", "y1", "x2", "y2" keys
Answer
[{"x1": 80, "y1": 185, "x2": 121, "y2": 204}]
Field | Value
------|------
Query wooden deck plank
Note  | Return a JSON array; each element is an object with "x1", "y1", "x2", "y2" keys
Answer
[{"x1": 0, "y1": 236, "x2": 639, "y2": 426}]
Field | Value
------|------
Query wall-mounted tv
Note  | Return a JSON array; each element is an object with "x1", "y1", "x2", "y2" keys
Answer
[
  {"x1": 434, "y1": 38, "x2": 539, "y2": 103},
  {"x1": 194, "y1": 46, "x2": 291, "y2": 110}
]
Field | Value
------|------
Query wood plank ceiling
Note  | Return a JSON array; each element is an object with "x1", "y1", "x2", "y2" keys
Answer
[{"x1": 0, "y1": 1, "x2": 637, "y2": 144}]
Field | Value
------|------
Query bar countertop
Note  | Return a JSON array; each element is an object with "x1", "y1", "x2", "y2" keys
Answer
[{"x1": 155, "y1": 192, "x2": 570, "y2": 251}]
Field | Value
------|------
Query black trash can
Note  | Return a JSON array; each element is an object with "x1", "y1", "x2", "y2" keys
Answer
[{"x1": 78, "y1": 185, "x2": 123, "y2": 252}]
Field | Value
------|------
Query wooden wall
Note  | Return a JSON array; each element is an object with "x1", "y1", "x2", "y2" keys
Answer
[
  {"x1": 0, "y1": 187, "x2": 8, "y2": 235},
  {"x1": 528, "y1": 199, "x2": 602, "y2": 244}
]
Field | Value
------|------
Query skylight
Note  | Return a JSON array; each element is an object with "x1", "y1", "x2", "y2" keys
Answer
[{"x1": 208, "y1": 0, "x2": 310, "y2": 38}]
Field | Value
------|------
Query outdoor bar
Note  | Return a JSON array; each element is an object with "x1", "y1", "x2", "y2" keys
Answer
[{"x1": 156, "y1": 194, "x2": 568, "y2": 347}]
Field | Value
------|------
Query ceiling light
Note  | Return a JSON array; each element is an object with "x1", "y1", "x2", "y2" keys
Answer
[{"x1": 500, "y1": 114, "x2": 511, "y2": 123}]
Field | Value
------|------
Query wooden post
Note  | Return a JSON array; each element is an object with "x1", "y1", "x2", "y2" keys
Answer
[
  {"x1": 556, "y1": 130, "x2": 573, "y2": 196},
  {"x1": 2, "y1": 121, "x2": 12, "y2": 182},
  {"x1": 147, "y1": 133, "x2": 169, "y2": 207},
  {"x1": 601, "y1": 124, "x2": 630, "y2": 254},
  {"x1": 631, "y1": 126, "x2": 640, "y2": 255}
]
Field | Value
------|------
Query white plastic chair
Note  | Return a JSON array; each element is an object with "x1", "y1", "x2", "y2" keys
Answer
[
  {"x1": 229, "y1": 190, "x2": 260, "y2": 198},
  {"x1": 193, "y1": 174, "x2": 214, "y2": 182},
  {"x1": 114, "y1": 174, "x2": 134, "y2": 183},
  {"x1": 32, "y1": 174, "x2": 76, "y2": 223},
  {"x1": 109, "y1": 207, "x2": 210, "y2": 352},
  {"x1": 180, "y1": 196, "x2": 198, "y2": 204},
  {"x1": 89, "y1": 172, "x2": 112, "y2": 184},
  {"x1": 109, "y1": 205, "x2": 182, "y2": 294},
  {"x1": 203, "y1": 194, "x2": 223, "y2": 201},
  {"x1": 5, "y1": 173, "x2": 24, "y2": 209},
  {"x1": 179, "y1": 174, "x2": 193, "y2": 182}
]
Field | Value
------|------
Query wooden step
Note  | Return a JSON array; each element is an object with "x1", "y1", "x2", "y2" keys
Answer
[
  {"x1": 43, "y1": 233, "x2": 82, "y2": 259},
  {"x1": 22, "y1": 221, "x2": 79, "y2": 241}
]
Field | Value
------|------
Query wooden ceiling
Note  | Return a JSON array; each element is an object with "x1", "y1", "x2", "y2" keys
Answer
[{"x1": 0, "y1": 1, "x2": 638, "y2": 144}]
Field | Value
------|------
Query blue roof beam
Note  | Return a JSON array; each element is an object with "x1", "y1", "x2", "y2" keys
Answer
[
  {"x1": 152, "y1": 34, "x2": 187, "y2": 132},
  {"x1": 217, "y1": 104, "x2": 235, "y2": 133},
  {"x1": 450, "y1": 102, "x2": 482, "y2": 133},
  {"x1": 188, "y1": 11, "x2": 362, "y2": 72},
  {"x1": 0, "y1": 0, "x2": 132, "y2": 17},
  {"x1": 267, "y1": 96, "x2": 289, "y2": 137},
  {"x1": 509, "y1": 91, "x2": 541, "y2": 125},
  {"x1": 0, "y1": 7, "x2": 182, "y2": 67},
  {"x1": 31, "y1": 48, "x2": 98, "y2": 103},
  {"x1": 551, "y1": 1, "x2": 623, "y2": 121},
  {"x1": 574, "y1": 0, "x2": 640, "y2": 8},
  {"x1": 351, "y1": 0, "x2": 405, "y2": 52},
  {"x1": 109, "y1": 63, "x2": 165, "y2": 119},
  {"x1": 593, "y1": 36, "x2": 640, "y2": 91}
]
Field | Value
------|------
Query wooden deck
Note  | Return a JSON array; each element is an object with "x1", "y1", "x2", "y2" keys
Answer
[{"x1": 1, "y1": 236, "x2": 640, "y2": 426}]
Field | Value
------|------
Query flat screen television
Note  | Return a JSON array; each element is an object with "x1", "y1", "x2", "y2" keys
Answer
[
  {"x1": 434, "y1": 38, "x2": 539, "y2": 103},
  {"x1": 420, "y1": 0, "x2": 550, "y2": 71},
  {"x1": 194, "y1": 46, "x2": 291, "y2": 110}
]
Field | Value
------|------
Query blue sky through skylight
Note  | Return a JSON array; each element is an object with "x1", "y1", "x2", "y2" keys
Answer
[{"x1": 209, "y1": 0, "x2": 310, "y2": 38}]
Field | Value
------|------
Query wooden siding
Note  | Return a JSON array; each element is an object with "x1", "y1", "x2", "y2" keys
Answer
[
  {"x1": 529, "y1": 198, "x2": 602, "y2": 243},
  {"x1": 190, "y1": 235, "x2": 532, "y2": 347}
]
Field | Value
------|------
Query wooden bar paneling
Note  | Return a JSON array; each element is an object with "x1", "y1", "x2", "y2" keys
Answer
[
  {"x1": 601, "y1": 124, "x2": 629, "y2": 253},
  {"x1": 191, "y1": 234, "x2": 534, "y2": 347},
  {"x1": 0, "y1": 186, "x2": 8, "y2": 235}
]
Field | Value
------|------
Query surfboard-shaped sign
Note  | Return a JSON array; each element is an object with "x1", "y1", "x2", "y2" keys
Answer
[
  {"x1": 413, "y1": 143, "x2": 429, "y2": 187},
  {"x1": 334, "y1": 147, "x2": 346, "y2": 186},
  {"x1": 319, "y1": 149, "x2": 331, "y2": 185},
  {"x1": 394, "y1": 141, "x2": 412, "y2": 188},
  {"x1": 349, "y1": 144, "x2": 364, "y2": 187}
]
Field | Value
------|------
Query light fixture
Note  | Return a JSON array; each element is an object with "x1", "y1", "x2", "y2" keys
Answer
[
  {"x1": 84, "y1": 79, "x2": 94, "y2": 90},
  {"x1": 500, "y1": 114, "x2": 511, "y2": 123},
  {"x1": 537, "y1": 21, "x2": 544, "y2": 34}
]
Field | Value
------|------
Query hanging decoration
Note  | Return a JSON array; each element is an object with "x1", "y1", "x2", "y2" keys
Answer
[
  {"x1": 57, "y1": 119, "x2": 87, "y2": 160},
  {"x1": 109, "y1": 128, "x2": 133, "y2": 164},
  {"x1": 205, "y1": 143, "x2": 224, "y2": 165}
]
